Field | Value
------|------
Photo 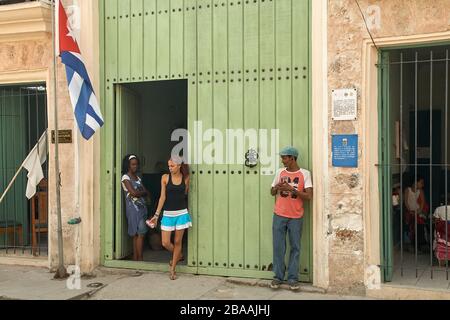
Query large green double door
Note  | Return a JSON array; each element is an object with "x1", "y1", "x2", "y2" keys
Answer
[{"x1": 101, "y1": 0, "x2": 312, "y2": 281}]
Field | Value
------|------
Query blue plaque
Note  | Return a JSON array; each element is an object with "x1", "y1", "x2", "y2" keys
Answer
[{"x1": 332, "y1": 134, "x2": 358, "y2": 168}]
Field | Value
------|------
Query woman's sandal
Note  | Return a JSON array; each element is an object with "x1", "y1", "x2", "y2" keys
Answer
[{"x1": 169, "y1": 270, "x2": 177, "y2": 280}]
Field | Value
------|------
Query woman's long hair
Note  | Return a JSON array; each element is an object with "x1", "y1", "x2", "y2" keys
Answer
[
  {"x1": 170, "y1": 155, "x2": 189, "y2": 178},
  {"x1": 122, "y1": 154, "x2": 140, "y2": 175},
  {"x1": 180, "y1": 163, "x2": 190, "y2": 178}
]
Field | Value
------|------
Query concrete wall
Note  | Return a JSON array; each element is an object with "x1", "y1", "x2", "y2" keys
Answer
[{"x1": 327, "y1": 0, "x2": 450, "y2": 294}]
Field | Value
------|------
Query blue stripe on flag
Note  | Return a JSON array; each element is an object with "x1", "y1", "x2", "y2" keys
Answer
[
  {"x1": 86, "y1": 105, "x2": 104, "y2": 127},
  {"x1": 60, "y1": 52, "x2": 93, "y2": 89},
  {"x1": 82, "y1": 126, "x2": 96, "y2": 141},
  {"x1": 65, "y1": 67, "x2": 75, "y2": 84},
  {"x1": 65, "y1": 67, "x2": 103, "y2": 140},
  {"x1": 61, "y1": 50, "x2": 104, "y2": 140}
]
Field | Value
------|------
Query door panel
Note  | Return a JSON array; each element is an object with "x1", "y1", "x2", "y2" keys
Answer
[{"x1": 115, "y1": 85, "x2": 141, "y2": 259}]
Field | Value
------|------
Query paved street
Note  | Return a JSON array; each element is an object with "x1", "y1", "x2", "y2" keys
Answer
[{"x1": 0, "y1": 265, "x2": 370, "y2": 300}]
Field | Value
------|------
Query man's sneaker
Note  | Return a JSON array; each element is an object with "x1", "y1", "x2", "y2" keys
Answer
[
  {"x1": 289, "y1": 281, "x2": 300, "y2": 291},
  {"x1": 270, "y1": 279, "x2": 282, "y2": 289}
]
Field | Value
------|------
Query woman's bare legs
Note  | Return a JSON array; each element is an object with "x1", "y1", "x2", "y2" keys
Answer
[
  {"x1": 162, "y1": 230, "x2": 174, "y2": 253},
  {"x1": 170, "y1": 229, "x2": 185, "y2": 280},
  {"x1": 136, "y1": 235, "x2": 145, "y2": 261},
  {"x1": 133, "y1": 236, "x2": 138, "y2": 261}
]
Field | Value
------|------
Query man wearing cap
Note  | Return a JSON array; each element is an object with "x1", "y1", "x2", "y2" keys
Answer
[{"x1": 270, "y1": 146, "x2": 313, "y2": 291}]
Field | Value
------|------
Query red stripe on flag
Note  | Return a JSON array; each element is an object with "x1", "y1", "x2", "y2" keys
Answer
[{"x1": 58, "y1": 1, "x2": 80, "y2": 54}]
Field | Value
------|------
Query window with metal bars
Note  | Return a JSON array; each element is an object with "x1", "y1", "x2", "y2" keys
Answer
[
  {"x1": 380, "y1": 44, "x2": 450, "y2": 288},
  {"x1": 0, "y1": 0, "x2": 37, "y2": 5},
  {"x1": 0, "y1": 83, "x2": 48, "y2": 257}
]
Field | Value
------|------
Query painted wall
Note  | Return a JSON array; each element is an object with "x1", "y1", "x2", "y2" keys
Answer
[
  {"x1": 327, "y1": 0, "x2": 450, "y2": 294},
  {"x1": 0, "y1": 2, "x2": 78, "y2": 269},
  {"x1": 0, "y1": 0, "x2": 101, "y2": 274}
]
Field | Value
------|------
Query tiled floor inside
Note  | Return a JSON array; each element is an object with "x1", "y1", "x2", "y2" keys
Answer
[
  {"x1": 123, "y1": 235, "x2": 188, "y2": 265},
  {"x1": 392, "y1": 247, "x2": 450, "y2": 290}
]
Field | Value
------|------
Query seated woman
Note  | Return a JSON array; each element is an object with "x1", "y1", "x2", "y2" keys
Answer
[{"x1": 404, "y1": 176, "x2": 429, "y2": 252}]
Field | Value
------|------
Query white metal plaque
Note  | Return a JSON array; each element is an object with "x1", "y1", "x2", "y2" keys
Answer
[{"x1": 332, "y1": 88, "x2": 358, "y2": 121}]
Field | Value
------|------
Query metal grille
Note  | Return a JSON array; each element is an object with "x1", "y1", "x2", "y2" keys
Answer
[
  {"x1": 0, "y1": 0, "x2": 39, "y2": 5},
  {"x1": 380, "y1": 45, "x2": 450, "y2": 283},
  {"x1": 0, "y1": 84, "x2": 48, "y2": 257}
]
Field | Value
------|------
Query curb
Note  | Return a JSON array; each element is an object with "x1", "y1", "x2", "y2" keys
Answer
[{"x1": 225, "y1": 278, "x2": 327, "y2": 294}]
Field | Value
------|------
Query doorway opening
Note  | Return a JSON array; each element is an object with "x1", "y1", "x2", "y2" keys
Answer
[
  {"x1": 115, "y1": 80, "x2": 188, "y2": 265},
  {"x1": 380, "y1": 44, "x2": 450, "y2": 288}
]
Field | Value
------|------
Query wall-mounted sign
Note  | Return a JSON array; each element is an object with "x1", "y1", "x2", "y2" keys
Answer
[
  {"x1": 332, "y1": 88, "x2": 358, "y2": 121},
  {"x1": 51, "y1": 130, "x2": 73, "y2": 144},
  {"x1": 332, "y1": 134, "x2": 358, "y2": 168}
]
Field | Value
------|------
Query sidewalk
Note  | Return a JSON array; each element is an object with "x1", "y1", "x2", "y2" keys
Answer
[{"x1": 0, "y1": 265, "x2": 371, "y2": 300}]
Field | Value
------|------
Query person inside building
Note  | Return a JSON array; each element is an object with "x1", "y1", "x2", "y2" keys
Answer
[
  {"x1": 270, "y1": 146, "x2": 313, "y2": 291},
  {"x1": 121, "y1": 154, "x2": 150, "y2": 261},
  {"x1": 404, "y1": 175, "x2": 429, "y2": 252},
  {"x1": 146, "y1": 156, "x2": 191, "y2": 280}
]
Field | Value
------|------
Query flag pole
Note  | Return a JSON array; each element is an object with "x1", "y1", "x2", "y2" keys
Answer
[
  {"x1": 52, "y1": 0, "x2": 68, "y2": 279},
  {"x1": 0, "y1": 164, "x2": 25, "y2": 205},
  {"x1": 0, "y1": 131, "x2": 48, "y2": 205}
]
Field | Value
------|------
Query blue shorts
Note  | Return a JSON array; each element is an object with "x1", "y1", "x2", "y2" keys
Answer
[
  {"x1": 161, "y1": 210, "x2": 192, "y2": 231},
  {"x1": 136, "y1": 217, "x2": 148, "y2": 235}
]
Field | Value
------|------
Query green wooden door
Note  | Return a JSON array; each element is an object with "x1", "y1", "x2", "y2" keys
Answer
[
  {"x1": 101, "y1": 0, "x2": 312, "y2": 281},
  {"x1": 115, "y1": 85, "x2": 142, "y2": 259},
  {"x1": 379, "y1": 52, "x2": 394, "y2": 282}
]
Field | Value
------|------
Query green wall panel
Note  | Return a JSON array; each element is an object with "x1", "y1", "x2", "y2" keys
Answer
[
  {"x1": 227, "y1": 0, "x2": 245, "y2": 270},
  {"x1": 212, "y1": 0, "x2": 229, "y2": 269},
  {"x1": 143, "y1": 0, "x2": 157, "y2": 80},
  {"x1": 170, "y1": 0, "x2": 184, "y2": 79},
  {"x1": 196, "y1": 0, "x2": 214, "y2": 268},
  {"x1": 131, "y1": 0, "x2": 144, "y2": 82},
  {"x1": 243, "y1": 0, "x2": 260, "y2": 271},
  {"x1": 156, "y1": 0, "x2": 170, "y2": 80},
  {"x1": 184, "y1": 0, "x2": 198, "y2": 268},
  {"x1": 292, "y1": 0, "x2": 311, "y2": 276},
  {"x1": 118, "y1": 0, "x2": 131, "y2": 82},
  {"x1": 259, "y1": 0, "x2": 276, "y2": 271}
]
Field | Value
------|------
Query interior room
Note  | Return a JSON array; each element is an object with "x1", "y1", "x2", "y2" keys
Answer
[
  {"x1": 120, "y1": 80, "x2": 188, "y2": 264},
  {"x1": 388, "y1": 45, "x2": 450, "y2": 283}
]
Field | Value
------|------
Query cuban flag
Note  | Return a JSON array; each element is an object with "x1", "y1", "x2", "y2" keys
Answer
[{"x1": 57, "y1": 0, "x2": 104, "y2": 140}]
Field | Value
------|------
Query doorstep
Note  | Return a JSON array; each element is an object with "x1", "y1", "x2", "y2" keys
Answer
[{"x1": 0, "y1": 255, "x2": 48, "y2": 268}]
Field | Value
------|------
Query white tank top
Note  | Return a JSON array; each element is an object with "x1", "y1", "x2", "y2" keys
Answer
[{"x1": 406, "y1": 187, "x2": 420, "y2": 211}]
